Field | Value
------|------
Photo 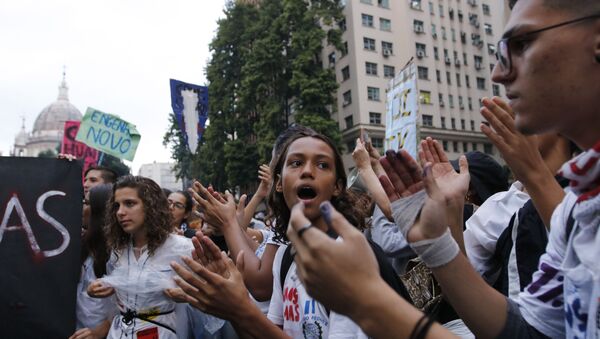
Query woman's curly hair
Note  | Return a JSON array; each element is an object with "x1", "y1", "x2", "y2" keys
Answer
[
  {"x1": 268, "y1": 128, "x2": 368, "y2": 243},
  {"x1": 105, "y1": 175, "x2": 172, "y2": 255}
]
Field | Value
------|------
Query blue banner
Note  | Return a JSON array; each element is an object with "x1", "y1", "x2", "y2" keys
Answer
[{"x1": 169, "y1": 79, "x2": 209, "y2": 153}]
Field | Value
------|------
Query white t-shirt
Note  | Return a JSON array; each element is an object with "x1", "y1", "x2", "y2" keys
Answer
[
  {"x1": 267, "y1": 244, "x2": 366, "y2": 339},
  {"x1": 464, "y1": 181, "x2": 530, "y2": 282}
]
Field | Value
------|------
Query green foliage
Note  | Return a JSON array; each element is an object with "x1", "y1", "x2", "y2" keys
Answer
[
  {"x1": 37, "y1": 149, "x2": 57, "y2": 158},
  {"x1": 164, "y1": 0, "x2": 344, "y2": 192}
]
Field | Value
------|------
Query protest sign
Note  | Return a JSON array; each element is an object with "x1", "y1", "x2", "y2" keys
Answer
[
  {"x1": 61, "y1": 120, "x2": 100, "y2": 174},
  {"x1": 170, "y1": 79, "x2": 209, "y2": 153},
  {"x1": 75, "y1": 107, "x2": 141, "y2": 161},
  {"x1": 0, "y1": 157, "x2": 82, "y2": 338}
]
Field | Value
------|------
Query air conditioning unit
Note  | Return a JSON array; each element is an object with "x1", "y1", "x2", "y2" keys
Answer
[
  {"x1": 440, "y1": 101, "x2": 445, "y2": 107},
  {"x1": 383, "y1": 49, "x2": 392, "y2": 57},
  {"x1": 343, "y1": 100, "x2": 351, "y2": 106},
  {"x1": 415, "y1": 25, "x2": 424, "y2": 33},
  {"x1": 417, "y1": 50, "x2": 425, "y2": 58},
  {"x1": 455, "y1": 59, "x2": 461, "y2": 66},
  {"x1": 432, "y1": 32, "x2": 438, "y2": 39},
  {"x1": 445, "y1": 57, "x2": 451, "y2": 64},
  {"x1": 474, "y1": 21, "x2": 480, "y2": 28}
]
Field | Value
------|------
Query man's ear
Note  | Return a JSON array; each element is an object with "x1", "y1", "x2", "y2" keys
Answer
[{"x1": 275, "y1": 174, "x2": 283, "y2": 193}]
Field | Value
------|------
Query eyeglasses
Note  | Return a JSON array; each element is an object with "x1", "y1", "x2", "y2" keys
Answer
[
  {"x1": 168, "y1": 200, "x2": 186, "y2": 210},
  {"x1": 495, "y1": 14, "x2": 600, "y2": 76}
]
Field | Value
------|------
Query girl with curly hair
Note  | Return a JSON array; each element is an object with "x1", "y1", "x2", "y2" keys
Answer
[{"x1": 87, "y1": 175, "x2": 193, "y2": 339}]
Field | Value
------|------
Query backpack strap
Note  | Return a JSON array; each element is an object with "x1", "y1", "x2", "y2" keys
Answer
[{"x1": 280, "y1": 245, "x2": 294, "y2": 291}]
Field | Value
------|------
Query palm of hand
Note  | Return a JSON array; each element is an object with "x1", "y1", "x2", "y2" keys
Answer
[{"x1": 431, "y1": 162, "x2": 469, "y2": 201}]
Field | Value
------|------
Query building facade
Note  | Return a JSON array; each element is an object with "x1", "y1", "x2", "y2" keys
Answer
[
  {"x1": 323, "y1": 0, "x2": 508, "y2": 171},
  {"x1": 138, "y1": 162, "x2": 183, "y2": 192},
  {"x1": 12, "y1": 74, "x2": 82, "y2": 157}
]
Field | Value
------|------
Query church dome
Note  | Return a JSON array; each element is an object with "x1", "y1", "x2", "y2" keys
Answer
[{"x1": 32, "y1": 76, "x2": 82, "y2": 135}]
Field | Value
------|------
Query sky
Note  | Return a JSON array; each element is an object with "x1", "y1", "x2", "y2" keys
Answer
[{"x1": 0, "y1": 0, "x2": 226, "y2": 173}]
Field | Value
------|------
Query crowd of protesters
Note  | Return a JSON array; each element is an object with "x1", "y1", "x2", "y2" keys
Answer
[{"x1": 66, "y1": 0, "x2": 600, "y2": 338}]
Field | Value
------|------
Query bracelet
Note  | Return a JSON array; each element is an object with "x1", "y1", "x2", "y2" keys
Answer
[
  {"x1": 409, "y1": 228, "x2": 459, "y2": 268},
  {"x1": 409, "y1": 314, "x2": 429, "y2": 339}
]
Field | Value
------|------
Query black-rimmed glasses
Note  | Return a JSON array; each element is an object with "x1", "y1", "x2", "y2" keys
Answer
[{"x1": 495, "y1": 14, "x2": 600, "y2": 75}]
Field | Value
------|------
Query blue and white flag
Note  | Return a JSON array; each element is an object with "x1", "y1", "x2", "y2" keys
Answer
[{"x1": 169, "y1": 79, "x2": 209, "y2": 153}]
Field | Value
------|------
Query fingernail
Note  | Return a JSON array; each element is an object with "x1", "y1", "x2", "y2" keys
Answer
[
  {"x1": 424, "y1": 165, "x2": 432, "y2": 177},
  {"x1": 320, "y1": 201, "x2": 332, "y2": 227}
]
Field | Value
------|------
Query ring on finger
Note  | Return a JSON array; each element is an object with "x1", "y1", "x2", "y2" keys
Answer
[{"x1": 297, "y1": 223, "x2": 313, "y2": 238}]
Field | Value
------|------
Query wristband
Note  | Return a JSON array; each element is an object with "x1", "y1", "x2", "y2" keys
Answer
[{"x1": 409, "y1": 228, "x2": 459, "y2": 268}]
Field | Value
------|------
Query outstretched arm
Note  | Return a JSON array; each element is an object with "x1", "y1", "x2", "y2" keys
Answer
[{"x1": 190, "y1": 182, "x2": 277, "y2": 301}]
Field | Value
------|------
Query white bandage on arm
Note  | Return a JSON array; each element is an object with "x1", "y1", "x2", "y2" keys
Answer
[{"x1": 409, "y1": 229, "x2": 460, "y2": 268}]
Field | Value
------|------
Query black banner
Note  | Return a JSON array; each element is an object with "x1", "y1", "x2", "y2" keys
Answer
[{"x1": 0, "y1": 157, "x2": 83, "y2": 338}]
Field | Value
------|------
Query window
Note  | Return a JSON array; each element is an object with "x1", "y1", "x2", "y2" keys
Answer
[
  {"x1": 456, "y1": 73, "x2": 461, "y2": 87},
  {"x1": 343, "y1": 90, "x2": 352, "y2": 106},
  {"x1": 418, "y1": 66, "x2": 429, "y2": 80},
  {"x1": 484, "y1": 23, "x2": 493, "y2": 35},
  {"x1": 414, "y1": 20, "x2": 425, "y2": 33},
  {"x1": 347, "y1": 139, "x2": 357, "y2": 153},
  {"x1": 483, "y1": 3, "x2": 490, "y2": 14},
  {"x1": 410, "y1": 0, "x2": 422, "y2": 10},
  {"x1": 458, "y1": 9, "x2": 464, "y2": 22},
  {"x1": 362, "y1": 14, "x2": 374, "y2": 27},
  {"x1": 422, "y1": 115, "x2": 433, "y2": 126},
  {"x1": 369, "y1": 112, "x2": 382, "y2": 125},
  {"x1": 451, "y1": 118, "x2": 456, "y2": 129},
  {"x1": 364, "y1": 37, "x2": 376, "y2": 51},
  {"x1": 465, "y1": 75, "x2": 471, "y2": 88},
  {"x1": 382, "y1": 41, "x2": 393, "y2": 55},
  {"x1": 368, "y1": 87, "x2": 380, "y2": 101},
  {"x1": 444, "y1": 48, "x2": 449, "y2": 59},
  {"x1": 484, "y1": 143, "x2": 493, "y2": 154},
  {"x1": 360, "y1": 0, "x2": 372, "y2": 4},
  {"x1": 472, "y1": 33, "x2": 483, "y2": 48},
  {"x1": 345, "y1": 115, "x2": 354, "y2": 129},
  {"x1": 371, "y1": 137, "x2": 384, "y2": 150},
  {"x1": 339, "y1": 18, "x2": 347, "y2": 31},
  {"x1": 468, "y1": 97, "x2": 473, "y2": 110},
  {"x1": 341, "y1": 41, "x2": 348, "y2": 56},
  {"x1": 436, "y1": 70, "x2": 441, "y2": 83},
  {"x1": 459, "y1": 96, "x2": 464, "y2": 109},
  {"x1": 461, "y1": 31, "x2": 467, "y2": 44},
  {"x1": 439, "y1": 93, "x2": 444, "y2": 106},
  {"x1": 441, "y1": 116, "x2": 446, "y2": 128},
  {"x1": 477, "y1": 77, "x2": 486, "y2": 90},
  {"x1": 429, "y1": 1, "x2": 434, "y2": 15},
  {"x1": 449, "y1": 94, "x2": 454, "y2": 108},
  {"x1": 472, "y1": 142, "x2": 478, "y2": 151},
  {"x1": 434, "y1": 47, "x2": 439, "y2": 60},
  {"x1": 416, "y1": 43, "x2": 426, "y2": 56},
  {"x1": 380, "y1": 18, "x2": 391, "y2": 31},
  {"x1": 439, "y1": 4, "x2": 444, "y2": 17},
  {"x1": 443, "y1": 140, "x2": 449, "y2": 151},
  {"x1": 441, "y1": 26, "x2": 447, "y2": 40},
  {"x1": 328, "y1": 52, "x2": 336, "y2": 67},
  {"x1": 378, "y1": 0, "x2": 390, "y2": 8},
  {"x1": 451, "y1": 28, "x2": 456, "y2": 41},
  {"x1": 366, "y1": 62, "x2": 378, "y2": 75},
  {"x1": 490, "y1": 63, "x2": 496, "y2": 72},
  {"x1": 341, "y1": 66, "x2": 350, "y2": 81},
  {"x1": 487, "y1": 43, "x2": 496, "y2": 55},
  {"x1": 449, "y1": 7, "x2": 454, "y2": 20},
  {"x1": 384, "y1": 65, "x2": 395, "y2": 78},
  {"x1": 493, "y1": 84, "x2": 501, "y2": 96},
  {"x1": 463, "y1": 142, "x2": 468, "y2": 152},
  {"x1": 446, "y1": 71, "x2": 451, "y2": 85},
  {"x1": 470, "y1": 119, "x2": 475, "y2": 130},
  {"x1": 419, "y1": 90, "x2": 432, "y2": 104},
  {"x1": 453, "y1": 141, "x2": 459, "y2": 152},
  {"x1": 461, "y1": 119, "x2": 466, "y2": 130},
  {"x1": 474, "y1": 55, "x2": 483, "y2": 69}
]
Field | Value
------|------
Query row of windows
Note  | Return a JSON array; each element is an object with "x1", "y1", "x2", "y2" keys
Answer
[
  {"x1": 344, "y1": 112, "x2": 383, "y2": 130},
  {"x1": 415, "y1": 21, "x2": 494, "y2": 42},
  {"x1": 363, "y1": 37, "x2": 394, "y2": 55},
  {"x1": 360, "y1": 0, "x2": 390, "y2": 9},
  {"x1": 342, "y1": 87, "x2": 380, "y2": 106},
  {"x1": 362, "y1": 14, "x2": 392, "y2": 31},
  {"x1": 340, "y1": 63, "x2": 395, "y2": 81},
  {"x1": 417, "y1": 66, "x2": 488, "y2": 91},
  {"x1": 420, "y1": 90, "x2": 478, "y2": 111},
  {"x1": 410, "y1": 0, "x2": 491, "y2": 18},
  {"x1": 422, "y1": 115, "x2": 477, "y2": 131},
  {"x1": 417, "y1": 44, "x2": 490, "y2": 71}
]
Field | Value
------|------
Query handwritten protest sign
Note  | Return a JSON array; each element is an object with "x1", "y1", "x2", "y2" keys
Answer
[
  {"x1": 61, "y1": 120, "x2": 100, "y2": 174},
  {"x1": 0, "y1": 157, "x2": 82, "y2": 338},
  {"x1": 75, "y1": 107, "x2": 141, "y2": 161}
]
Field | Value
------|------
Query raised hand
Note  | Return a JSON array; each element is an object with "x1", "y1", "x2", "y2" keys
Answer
[
  {"x1": 256, "y1": 164, "x2": 272, "y2": 198},
  {"x1": 87, "y1": 279, "x2": 115, "y2": 298},
  {"x1": 379, "y1": 149, "x2": 424, "y2": 201},
  {"x1": 419, "y1": 137, "x2": 470, "y2": 204},
  {"x1": 352, "y1": 138, "x2": 371, "y2": 170},
  {"x1": 189, "y1": 181, "x2": 237, "y2": 230},
  {"x1": 286, "y1": 202, "x2": 380, "y2": 315}
]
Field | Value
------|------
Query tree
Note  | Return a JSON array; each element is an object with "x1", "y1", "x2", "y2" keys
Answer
[
  {"x1": 163, "y1": 112, "x2": 193, "y2": 180},
  {"x1": 37, "y1": 149, "x2": 57, "y2": 158}
]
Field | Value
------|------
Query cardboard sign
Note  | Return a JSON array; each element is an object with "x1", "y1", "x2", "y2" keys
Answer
[
  {"x1": 170, "y1": 79, "x2": 209, "y2": 153},
  {"x1": 61, "y1": 120, "x2": 100, "y2": 174},
  {"x1": 75, "y1": 107, "x2": 141, "y2": 161},
  {"x1": 0, "y1": 157, "x2": 83, "y2": 338}
]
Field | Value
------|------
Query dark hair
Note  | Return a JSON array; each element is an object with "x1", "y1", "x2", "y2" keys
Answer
[
  {"x1": 162, "y1": 188, "x2": 173, "y2": 197},
  {"x1": 173, "y1": 190, "x2": 194, "y2": 213},
  {"x1": 82, "y1": 184, "x2": 112, "y2": 277},
  {"x1": 267, "y1": 127, "x2": 367, "y2": 243},
  {"x1": 273, "y1": 124, "x2": 317, "y2": 159},
  {"x1": 84, "y1": 165, "x2": 118, "y2": 184},
  {"x1": 105, "y1": 175, "x2": 172, "y2": 255}
]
